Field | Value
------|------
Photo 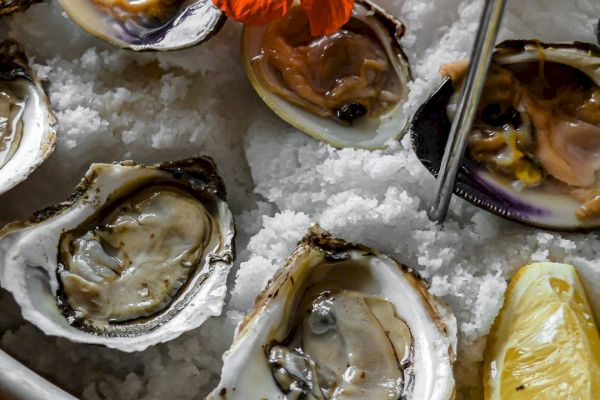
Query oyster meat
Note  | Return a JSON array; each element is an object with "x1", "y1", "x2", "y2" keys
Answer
[
  {"x1": 58, "y1": 0, "x2": 225, "y2": 51},
  {"x1": 0, "y1": 40, "x2": 56, "y2": 196},
  {"x1": 0, "y1": 157, "x2": 235, "y2": 351},
  {"x1": 411, "y1": 40, "x2": 600, "y2": 230},
  {"x1": 0, "y1": 83, "x2": 25, "y2": 168},
  {"x1": 242, "y1": 0, "x2": 411, "y2": 149},
  {"x1": 209, "y1": 225, "x2": 456, "y2": 400}
]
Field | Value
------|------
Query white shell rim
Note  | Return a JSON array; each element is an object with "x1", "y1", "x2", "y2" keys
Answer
[
  {"x1": 0, "y1": 157, "x2": 235, "y2": 352},
  {"x1": 0, "y1": 40, "x2": 57, "y2": 196},
  {"x1": 208, "y1": 225, "x2": 456, "y2": 399},
  {"x1": 241, "y1": 0, "x2": 412, "y2": 149},
  {"x1": 57, "y1": 0, "x2": 226, "y2": 51}
]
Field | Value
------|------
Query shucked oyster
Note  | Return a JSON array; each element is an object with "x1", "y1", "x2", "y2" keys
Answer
[
  {"x1": 209, "y1": 225, "x2": 456, "y2": 400},
  {"x1": 0, "y1": 157, "x2": 234, "y2": 351},
  {"x1": 412, "y1": 40, "x2": 600, "y2": 230},
  {"x1": 57, "y1": 0, "x2": 225, "y2": 51},
  {"x1": 242, "y1": 0, "x2": 411, "y2": 149},
  {"x1": 0, "y1": 40, "x2": 56, "y2": 195}
]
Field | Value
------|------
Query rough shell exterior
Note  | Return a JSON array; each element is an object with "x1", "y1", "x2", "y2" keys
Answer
[
  {"x1": 209, "y1": 224, "x2": 457, "y2": 399},
  {"x1": 0, "y1": 157, "x2": 235, "y2": 351},
  {"x1": 0, "y1": 39, "x2": 57, "y2": 196}
]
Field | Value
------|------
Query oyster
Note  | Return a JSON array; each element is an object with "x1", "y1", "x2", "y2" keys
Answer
[
  {"x1": 0, "y1": 157, "x2": 235, "y2": 351},
  {"x1": 209, "y1": 225, "x2": 456, "y2": 399},
  {"x1": 411, "y1": 40, "x2": 600, "y2": 230},
  {"x1": 57, "y1": 0, "x2": 225, "y2": 51},
  {"x1": 242, "y1": 0, "x2": 411, "y2": 149},
  {"x1": 0, "y1": 0, "x2": 41, "y2": 15},
  {"x1": 0, "y1": 40, "x2": 56, "y2": 195}
]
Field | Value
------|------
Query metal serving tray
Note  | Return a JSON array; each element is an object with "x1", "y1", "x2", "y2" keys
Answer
[{"x1": 0, "y1": 349, "x2": 77, "y2": 400}]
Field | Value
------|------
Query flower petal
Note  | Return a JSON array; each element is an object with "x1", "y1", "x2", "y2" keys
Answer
[
  {"x1": 301, "y1": 0, "x2": 355, "y2": 36},
  {"x1": 212, "y1": 0, "x2": 294, "y2": 25}
]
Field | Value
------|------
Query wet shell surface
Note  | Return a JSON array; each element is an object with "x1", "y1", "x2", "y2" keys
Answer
[
  {"x1": 242, "y1": 0, "x2": 411, "y2": 149},
  {"x1": 0, "y1": 39, "x2": 57, "y2": 196},
  {"x1": 0, "y1": 157, "x2": 235, "y2": 351},
  {"x1": 57, "y1": 0, "x2": 225, "y2": 51},
  {"x1": 209, "y1": 225, "x2": 456, "y2": 400},
  {"x1": 411, "y1": 40, "x2": 600, "y2": 231}
]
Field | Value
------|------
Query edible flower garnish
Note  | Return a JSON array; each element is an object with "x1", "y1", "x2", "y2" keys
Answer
[{"x1": 212, "y1": 0, "x2": 355, "y2": 36}]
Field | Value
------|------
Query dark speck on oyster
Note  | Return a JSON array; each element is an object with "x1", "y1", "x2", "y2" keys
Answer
[
  {"x1": 336, "y1": 102, "x2": 368, "y2": 124},
  {"x1": 481, "y1": 104, "x2": 521, "y2": 127}
]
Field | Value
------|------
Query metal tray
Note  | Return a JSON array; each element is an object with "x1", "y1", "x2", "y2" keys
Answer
[{"x1": 0, "y1": 350, "x2": 77, "y2": 400}]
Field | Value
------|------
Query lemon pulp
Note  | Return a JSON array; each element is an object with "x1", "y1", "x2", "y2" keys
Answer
[{"x1": 484, "y1": 262, "x2": 600, "y2": 399}]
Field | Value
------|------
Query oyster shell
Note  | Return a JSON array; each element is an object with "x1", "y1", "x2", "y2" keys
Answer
[
  {"x1": 0, "y1": 39, "x2": 57, "y2": 196},
  {"x1": 411, "y1": 40, "x2": 600, "y2": 231},
  {"x1": 209, "y1": 225, "x2": 456, "y2": 400},
  {"x1": 0, "y1": 157, "x2": 235, "y2": 351},
  {"x1": 242, "y1": 0, "x2": 411, "y2": 149},
  {"x1": 0, "y1": 0, "x2": 41, "y2": 15},
  {"x1": 57, "y1": 0, "x2": 225, "y2": 51}
]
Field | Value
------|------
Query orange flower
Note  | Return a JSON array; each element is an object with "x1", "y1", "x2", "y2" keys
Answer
[{"x1": 213, "y1": 0, "x2": 355, "y2": 36}]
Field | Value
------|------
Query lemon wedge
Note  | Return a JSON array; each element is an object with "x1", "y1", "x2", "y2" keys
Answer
[{"x1": 484, "y1": 262, "x2": 600, "y2": 399}]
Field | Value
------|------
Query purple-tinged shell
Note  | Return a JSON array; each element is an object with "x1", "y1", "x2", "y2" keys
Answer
[
  {"x1": 58, "y1": 0, "x2": 225, "y2": 51},
  {"x1": 410, "y1": 40, "x2": 600, "y2": 231}
]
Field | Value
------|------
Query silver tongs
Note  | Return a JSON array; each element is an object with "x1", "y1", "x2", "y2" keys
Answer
[{"x1": 428, "y1": 0, "x2": 507, "y2": 223}]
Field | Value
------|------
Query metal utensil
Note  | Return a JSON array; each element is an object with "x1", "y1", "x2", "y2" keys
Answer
[
  {"x1": 0, "y1": 350, "x2": 77, "y2": 400},
  {"x1": 428, "y1": 0, "x2": 507, "y2": 223}
]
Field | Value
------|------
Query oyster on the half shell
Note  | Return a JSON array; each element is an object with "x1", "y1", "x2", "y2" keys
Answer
[
  {"x1": 209, "y1": 225, "x2": 456, "y2": 400},
  {"x1": 242, "y1": 0, "x2": 411, "y2": 149},
  {"x1": 0, "y1": 39, "x2": 57, "y2": 196},
  {"x1": 412, "y1": 40, "x2": 600, "y2": 231},
  {"x1": 0, "y1": 157, "x2": 234, "y2": 351}
]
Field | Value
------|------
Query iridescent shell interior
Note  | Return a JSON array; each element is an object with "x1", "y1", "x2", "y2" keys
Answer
[
  {"x1": 411, "y1": 40, "x2": 600, "y2": 231},
  {"x1": 57, "y1": 0, "x2": 225, "y2": 51}
]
